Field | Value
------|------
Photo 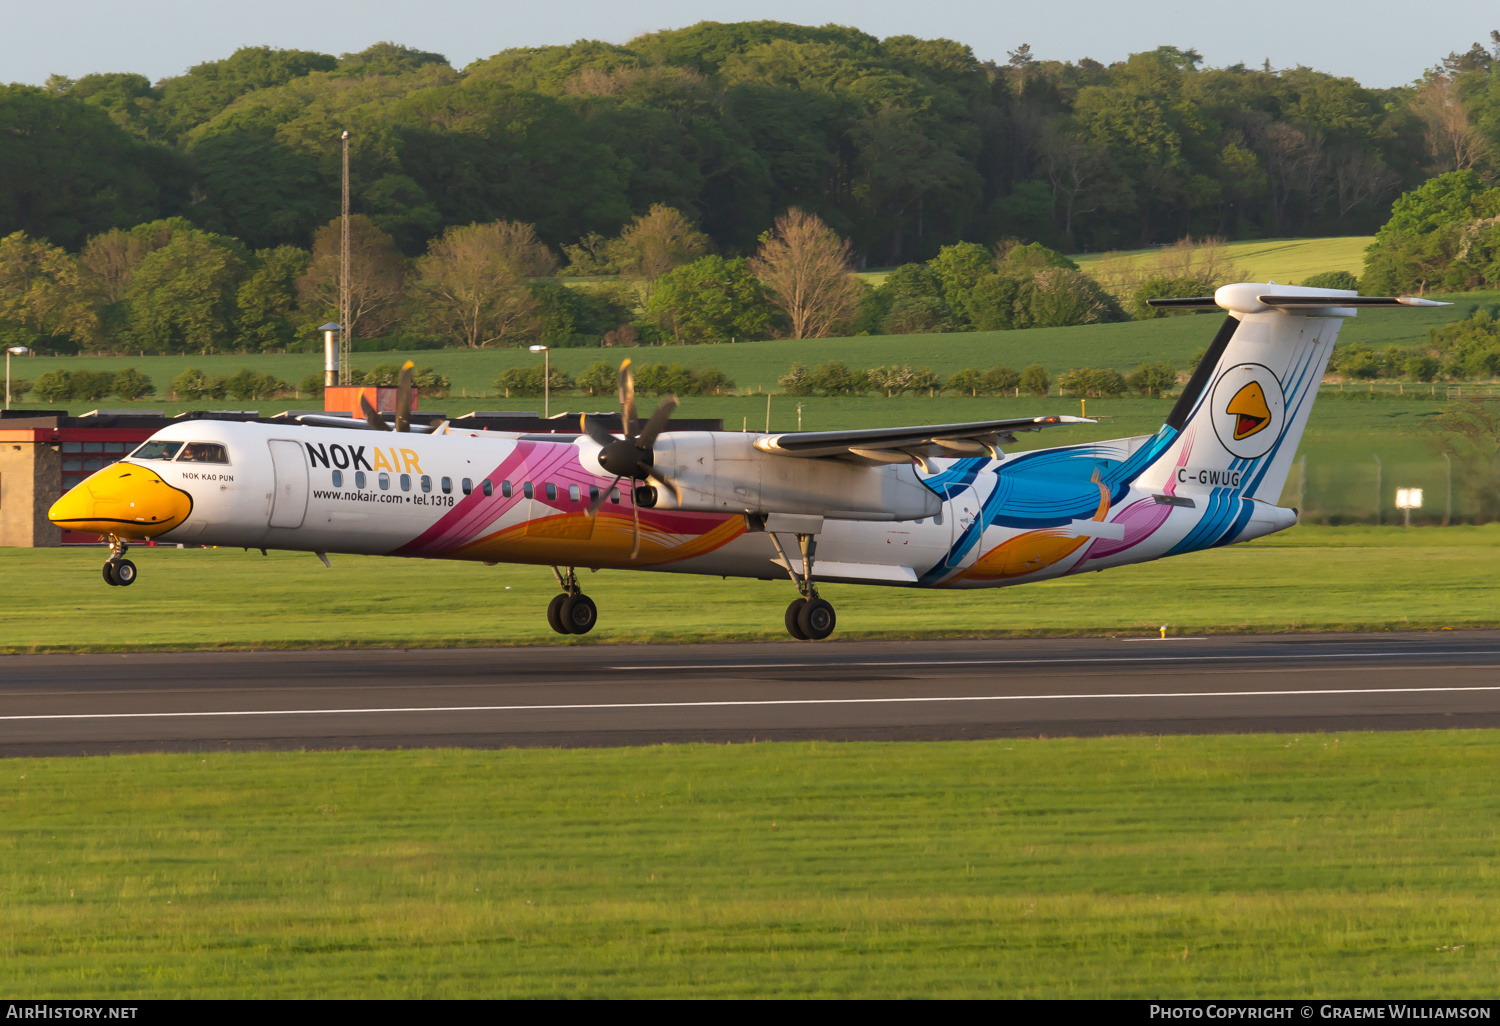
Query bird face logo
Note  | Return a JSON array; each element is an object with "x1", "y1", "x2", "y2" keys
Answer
[
  {"x1": 1211, "y1": 363, "x2": 1285, "y2": 460},
  {"x1": 1227, "y1": 382, "x2": 1271, "y2": 441}
]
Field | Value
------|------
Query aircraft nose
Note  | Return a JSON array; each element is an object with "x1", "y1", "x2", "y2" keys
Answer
[{"x1": 49, "y1": 464, "x2": 194, "y2": 538}]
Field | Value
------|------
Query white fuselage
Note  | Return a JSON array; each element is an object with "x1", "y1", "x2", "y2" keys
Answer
[{"x1": 114, "y1": 419, "x2": 1294, "y2": 590}]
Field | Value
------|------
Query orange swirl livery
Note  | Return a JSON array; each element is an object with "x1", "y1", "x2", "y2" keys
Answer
[{"x1": 49, "y1": 287, "x2": 1448, "y2": 638}]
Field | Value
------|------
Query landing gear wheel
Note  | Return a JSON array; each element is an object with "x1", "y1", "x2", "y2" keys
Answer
[
  {"x1": 112, "y1": 559, "x2": 137, "y2": 587},
  {"x1": 561, "y1": 594, "x2": 597, "y2": 635},
  {"x1": 103, "y1": 563, "x2": 120, "y2": 587},
  {"x1": 547, "y1": 593, "x2": 570, "y2": 635},
  {"x1": 784, "y1": 598, "x2": 808, "y2": 640},
  {"x1": 797, "y1": 597, "x2": 836, "y2": 641}
]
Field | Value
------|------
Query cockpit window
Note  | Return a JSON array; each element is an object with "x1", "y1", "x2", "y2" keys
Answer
[
  {"x1": 176, "y1": 442, "x2": 230, "y2": 464},
  {"x1": 129, "y1": 441, "x2": 182, "y2": 461}
]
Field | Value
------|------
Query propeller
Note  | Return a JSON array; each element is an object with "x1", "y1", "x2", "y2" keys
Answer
[
  {"x1": 580, "y1": 358, "x2": 680, "y2": 558},
  {"x1": 395, "y1": 361, "x2": 413, "y2": 433},
  {"x1": 359, "y1": 361, "x2": 416, "y2": 432}
]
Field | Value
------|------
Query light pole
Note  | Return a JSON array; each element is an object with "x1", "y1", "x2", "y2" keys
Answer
[
  {"x1": 530, "y1": 345, "x2": 549, "y2": 418},
  {"x1": 5, "y1": 346, "x2": 29, "y2": 410},
  {"x1": 340, "y1": 129, "x2": 352, "y2": 387}
]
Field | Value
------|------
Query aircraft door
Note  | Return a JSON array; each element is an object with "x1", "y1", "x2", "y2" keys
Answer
[
  {"x1": 944, "y1": 484, "x2": 980, "y2": 569},
  {"x1": 267, "y1": 439, "x2": 309, "y2": 528}
]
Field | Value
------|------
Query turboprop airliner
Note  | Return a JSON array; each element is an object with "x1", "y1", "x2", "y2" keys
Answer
[{"x1": 48, "y1": 283, "x2": 1443, "y2": 640}]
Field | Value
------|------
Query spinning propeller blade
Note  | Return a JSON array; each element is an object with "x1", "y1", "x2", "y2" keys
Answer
[
  {"x1": 582, "y1": 359, "x2": 679, "y2": 558},
  {"x1": 580, "y1": 413, "x2": 615, "y2": 448},
  {"x1": 360, "y1": 394, "x2": 388, "y2": 431},
  {"x1": 618, "y1": 359, "x2": 637, "y2": 439},
  {"x1": 394, "y1": 361, "x2": 414, "y2": 433},
  {"x1": 586, "y1": 475, "x2": 623, "y2": 516},
  {"x1": 638, "y1": 395, "x2": 678, "y2": 448}
]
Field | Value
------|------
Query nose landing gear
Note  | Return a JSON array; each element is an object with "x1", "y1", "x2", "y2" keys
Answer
[
  {"x1": 546, "y1": 566, "x2": 597, "y2": 635},
  {"x1": 769, "y1": 532, "x2": 836, "y2": 641},
  {"x1": 102, "y1": 536, "x2": 137, "y2": 587}
]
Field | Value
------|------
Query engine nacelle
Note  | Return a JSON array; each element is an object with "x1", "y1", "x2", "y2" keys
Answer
[{"x1": 637, "y1": 432, "x2": 940, "y2": 521}]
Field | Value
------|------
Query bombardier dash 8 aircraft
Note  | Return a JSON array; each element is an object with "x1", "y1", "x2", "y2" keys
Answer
[{"x1": 49, "y1": 283, "x2": 1441, "y2": 640}]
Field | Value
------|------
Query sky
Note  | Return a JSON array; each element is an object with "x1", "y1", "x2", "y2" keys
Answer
[{"x1": 2, "y1": 0, "x2": 1496, "y2": 90}]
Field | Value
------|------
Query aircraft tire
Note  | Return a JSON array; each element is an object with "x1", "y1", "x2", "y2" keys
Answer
[
  {"x1": 562, "y1": 594, "x2": 597, "y2": 635},
  {"x1": 784, "y1": 598, "x2": 808, "y2": 640},
  {"x1": 102, "y1": 563, "x2": 120, "y2": 586},
  {"x1": 797, "y1": 598, "x2": 836, "y2": 641},
  {"x1": 547, "y1": 593, "x2": 571, "y2": 635},
  {"x1": 113, "y1": 559, "x2": 138, "y2": 586}
]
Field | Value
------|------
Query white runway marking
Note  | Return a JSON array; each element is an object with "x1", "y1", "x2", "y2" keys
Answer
[
  {"x1": 5, "y1": 684, "x2": 1500, "y2": 722},
  {"x1": 612, "y1": 650, "x2": 1500, "y2": 671}
]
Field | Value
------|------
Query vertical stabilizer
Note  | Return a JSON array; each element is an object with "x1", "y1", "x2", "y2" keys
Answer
[
  {"x1": 1123, "y1": 284, "x2": 1447, "y2": 548},
  {"x1": 1135, "y1": 284, "x2": 1347, "y2": 504}
]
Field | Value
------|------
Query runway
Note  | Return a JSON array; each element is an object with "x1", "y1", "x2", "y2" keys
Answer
[{"x1": 2, "y1": 632, "x2": 1499, "y2": 755}]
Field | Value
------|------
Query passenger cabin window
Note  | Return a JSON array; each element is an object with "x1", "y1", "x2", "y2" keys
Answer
[
  {"x1": 501, "y1": 481, "x2": 512, "y2": 498},
  {"x1": 545, "y1": 482, "x2": 557, "y2": 501},
  {"x1": 130, "y1": 441, "x2": 182, "y2": 461},
  {"x1": 440, "y1": 477, "x2": 451, "y2": 495},
  {"x1": 379, "y1": 473, "x2": 390, "y2": 490},
  {"x1": 400, "y1": 473, "x2": 411, "y2": 492},
  {"x1": 420, "y1": 475, "x2": 431, "y2": 493},
  {"x1": 332, "y1": 470, "x2": 344, "y2": 487},
  {"x1": 569, "y1": 484, "x2": 580, "y2": 502},
  {"x1": 176, "y1": 442, "x2": 230, "y2": 464},
  {"x1": 610, "y1": 487, "x2": 620, "y2": 504},
  {"x1": 523, "y1": 482, "x2": 534, "y2": 499},
  {"x1": 589, "y1": 485, "x2": 599, "y2": 503},
  {"x1": 462, "y1": 478, "x2": 472, "y2": 496},
  {"x1": 355, "y1": 471, "x2": 367, "y2": 489},
  {"x1": 481, "y1": 480, "x2": 492, "y2": 497}
]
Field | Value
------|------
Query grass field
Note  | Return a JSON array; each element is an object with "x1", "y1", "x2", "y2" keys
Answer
[
  {"x1": 1, "y1": 525, "x2": 1495, "y2": 653},
  {"x1": 7, "y1": 283, "x2": 1493, "y2": 414},
  {"x1": 860, "y1": 235, "x2": 1373, "y2": 288},
  {"x1": 1068, "y1": 235, "x2": 1377, "y2": 285},
  {"x1": 3, "y1": 732, "x2": 1498, "y2": 997}
]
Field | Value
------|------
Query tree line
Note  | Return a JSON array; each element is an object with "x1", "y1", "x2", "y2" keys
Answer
[
  {"x1": 10, "y1": 23, "x2": 1500, "y2": 268},
  {"x1": 777, "y1": 360, "x2": 1178, "y2": 398},
  {"x1": 0, "y1": 201, "x2": 1148, "y2": 355}
]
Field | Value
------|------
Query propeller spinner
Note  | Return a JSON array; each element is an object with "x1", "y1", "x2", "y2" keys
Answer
[{"x1": 581, "y1": 359, "x2": 680, "y2": 558}]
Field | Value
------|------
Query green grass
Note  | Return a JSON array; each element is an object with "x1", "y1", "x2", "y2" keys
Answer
[
  {"x1": 4, "y1": 733, "x2": 1499, "y2": 996},
  {"x1": 1069, "y1": 235, "x2": 1377, "y2": 285},
  {"x1": 8, "y1": 282, "x2": 1493, "y2": 415},
  {"x1": 3, "y1": 525, "x2": 1496, "y2": 653}
]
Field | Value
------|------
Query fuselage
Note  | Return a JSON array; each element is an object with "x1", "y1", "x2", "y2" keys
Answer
[{"x1": 48, "y1": 418, "x2": 1296, "y2": 589}]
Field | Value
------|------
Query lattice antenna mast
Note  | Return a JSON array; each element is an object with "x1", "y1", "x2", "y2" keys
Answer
[{"x1": 339, "y1": 129, "x2": 352, "y2": 385}]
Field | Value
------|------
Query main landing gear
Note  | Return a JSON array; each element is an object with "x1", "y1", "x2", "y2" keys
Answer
[
  {"x1": 102, "y1": 535, "x2": 137, "y2": 587},
  {"x1": 546, "y1": 565, "x2": 597, "y2": 636},
  {"x1": 768, "y1": 532, "x2": 836, "y2": 641}
]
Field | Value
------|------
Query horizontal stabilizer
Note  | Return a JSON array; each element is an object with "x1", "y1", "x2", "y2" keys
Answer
[
  {"x1": 1256, "y1": 295, "x2": 1451, "y2": 308},
  {"x1": 755, "y1": 416, "x2": 1091, "y2": 465},
  {"x1": 1147, "y1": 294, "x2": 1452, "y2": 311},
  {"x1": 1144, "y1": 296, "x2": 1220, "y2": 309}
]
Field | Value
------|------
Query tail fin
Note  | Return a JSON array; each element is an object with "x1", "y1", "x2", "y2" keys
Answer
[{"x1": 1126, "y1": 284, "x2": 1446, "y2": 507}]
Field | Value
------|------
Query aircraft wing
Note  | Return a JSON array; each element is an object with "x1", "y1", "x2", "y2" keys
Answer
[{"x1": 752, "y1": 416, "x2": 1092, "y2": 466}]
